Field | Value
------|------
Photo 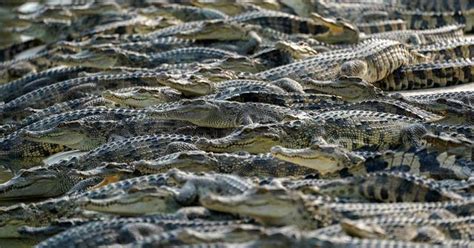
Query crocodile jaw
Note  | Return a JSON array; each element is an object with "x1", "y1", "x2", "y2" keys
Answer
[
  {"x1": 198, "y1": 134, "x2": 280, "y2": 154},
  {"x1": 271, "y1": 146, "x2": 346, "y2": 175},
  {"x1": 0, "y1": 172, "x2": 63, "y2": 201},
  {"x1": 201, "y1": 192, "x2": 299, "y2": 226},
  {"x1": 0, "y1": 222, "x2": 24, "y2": 238},
  {"x1": 21, "y1": 129, "x2": 85, "y2": 146},
  {"x1": 79, "y1": 192, "x2": 179, "y2": 216}
]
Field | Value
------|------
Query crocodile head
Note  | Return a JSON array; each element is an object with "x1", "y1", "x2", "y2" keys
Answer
[
  {"x1": 151, "y1": 99, "x2": 222, "y2": 127},
  {"x1": 157, "y1": 74, "x2": 215, "y2": 96},
  {"x1": 306, "y1": 76, "x2": 383, "y2": 101},
  {"x1": 310, "y1": 13, "x2": 359, "y2": 44},
  {"x1": 197, "y1": 123, "x2": 282, "y2": 153},
  {"x1": 201, "y1": 185, "x2": 317, "y2": 228},
  {"x1": 0, "y1": 203, "x2": 34, "y2": 238},
  {"x1": 271, "y1": 144, "x2": 365, "y2": 175},
  {"x1": 22, "y1": 18, "x2": 72, "y2": 42},
  {"x1": 77, "y1": 186, "x2": 180, "y2": 216},
  {"x1": 275, "y1": 41, "x2": 318, "y2": 60},
  {"x1": 102, "y1": 87, "x2": 179, "y2": 108},
  {"x1": 177, "y1": 20, "x2": 252, "y2": 40},
  {"x1": 21, "y1": 120, "x2": 109, "y2": 150},
  {"x1": 0, "y1": 167, "x2": 70, "y2": 201},
  {"x1": 340, "y1": 219, "x2": 387, "y2": 239},
  {"x1": 132, "y1": 150, "x2": 218, "y2": 174},
  {"x1": 51, "y1": 47, "x2": 119, "y2": 68},
  {"x1": 0, "y1": 197, "x2": 76, "y2": 238}
]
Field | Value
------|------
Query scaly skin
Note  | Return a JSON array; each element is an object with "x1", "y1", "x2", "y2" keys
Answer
[
  {"x1": 201, "y1": 186, "x2": 474, "y2": 229},
  {"x1": 0, "y1": 66, "x2": 88, "y2": 102},
  {"x1": 376, "y1": 58, "x2": 474, "y2": 90},
  {"x1": 291, "y1": 171, "x2": 464, "y2": 202},
  {"x1": 76, "y1": 185, "x2": 181, "y2": 216},
  {"x1": 229, "y1": 10, "x2": 359, "y2": 44},
  {"x1": 220, "y1": 91, "x2": 345, "y2": 110},
  {"x1": 102, "y1": 86, "x2": 183, "y2": 108},
  {"x1": 164, "y1": 169, "x2": 253, "y2": 206},
  {"x1": 17, "y1": 96, "x2": 99, "y2": 128},
  {"x1": 303, "y1": 76, "x2": 384, "y2": 102},
  {"x1": 130, "y1": 224, "x2": 466, "y2": 248},
  {"x1": 159, "y1": 76, "x2": 303, "y2": 97},
  {"x1": 35, "y1": 218, "x2": 243, "y2": 248},
  {"x1": 0, "y1": 167, "x2": 80, "y2": 202},
  {"x1": 0, "y1": 71, "x2": 167, "y2": 117},
  {"x1": 132, "y1": 150, "x2": 318, "y2": 177},
  {"x1": 414, "y1": 37, "x2": 474, "y2": 60},
  {"x1": 149, "y1": 99, "x2": 308, "y2": 128},
  {"x1": 0, "y1": 171, "x2": 218, "y2": 229},
  {"x1": 252, "y1": 39, "x2": 428, "y2": 83},
  {"x1": 53, "y1": 46, "x2": 243, "y2": 69},
  {"x1": 197, "y1": 111, "x2": 430, "y2": 154},
  {"x1": 340, "y1": 216, "x2": 474, "y2": 241},
  {"x1": 0, "y1": 198, "x2": 85, "y2": 238},
  {"x1": 0, "y1": 107, "x2": 150, "y2": 162},
  {"x1": 319, "y1": 99, "x2": 444, "y2": 122},
  {"x1": 152, "y1": 3, "x2": 228, "y2": 21},
  {"x1": 77, "y1": 169, "x2": 254, "y2": 216},
  {"x1": 393, "y1": 10, "x2": 474, "y2": 32},
  {"x1": 49, "y1": 134, "x2": 206, "y2": 171},
  {"x1": 0, "y1": 133, "x2": 218, "y2": 200},
  {"x1": 271, "y1": 144, "x2": 474, "y2": 180},
  {"x1": 398, "y1": 0, "x2": 473, "y2": 12},
  {"x1": 356, "y1": 19, "x2": 407, "y2": 34},
  {"x1": 363, "y1": 25, "x2": 465, "y2": 45},
  {"x1": 21, "y1": 117, "x2": 232, "y2": 151},
  {"x1": 393, "y1": 91, "x2": 474, "y2": 114}
]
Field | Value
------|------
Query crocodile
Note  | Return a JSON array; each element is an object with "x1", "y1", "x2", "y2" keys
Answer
[
  {"x1": 132, "y1": 150, "x2": 318, "y2": 177},
  {"x1": 375, "y1": 58, "x2": 474, "y2": 90},
  {"x1": 421, "y1": 133, "x2": 473, "y2": 160},
  {"x1": 102, "y1": 86, "x2": 183, "y2": 108},
  {"x1": 278, "y1": 171, "x2": 463, "y2": 202},
  {"x1": 392, "y1": 9, "x2": 474, "y2": 32},
  {"x1": 131, "y1": 224, "x2": 467, "y2": 248},
  {"x1": 271, "y1": 143, "x2": 474, "y2": 180},
  {"x1": 21, "y1": 117, "x2": 235, "y2": 151},
  {"x1": 35, "y1": 218, "x2": 244, "y2": 248},
  {"x1": 196, "y1": 111, "x2": 437, "y2": 154},
  {"x1": 150, "y1": 3, "x2": 228, "y2": 22},
  {"x1": 76, "y1": 169, "x2": 253, "y2": 216},
  {"x1": 251, "y1": 39, "x2": 428, "y2": 83},
  {"x1": 390, "y1": 91, "x2": 473, "y2": 115},
  {"x1": 201, "y1": 185, "x2": 474, "y2": 229},
  {"x1": 144, "y1": 10, "x2": 359, "y2": 44},
  {"x1": 17, "y1": 95, "x2": 99, "y2": 128},
  {"x1": 340, "y1": 216, "x2": 474, "y2": 241},
  {"x1": 156, "y1": 76, "x2": 303, "y2": 97},
  {"x1": 218, "y1": 91, "x2": 345, "y2": 110},
  {"x1": 414, "y1": 37, "x2": 474, "y2": 60},
  {"x1": 0, "y1": 38, "x2": 44, "y2": 62},
  {"x1": 362, "y1": 24, "x2": 465, "y2": 45},
  {"x1": 0, "y1": 65, "x2": 90, "y2": 102},
  {"x1": 0, "y1": 107, "x2": 150, "y2": 163},
  {"x1": 0, "y1": 134, "x2": 214, "y2": 199},
  {"x1": 148, "y1": 99, "x2": 309, "y2": 128},
  {"x1": 52, "y1": 46, "x2": 244, "y2": 69},
  {"x1": 0, "y1": 71, "x2": 168, "y2": 118},
  {"x1": 398, "y1": 0, "x2": 473, "y2": 12},
  {"x1": 228, "y1": 10, "x2": 359, "y2": 44},
  {"x1": 140, "y1": 20, "x2": 263, "y2": 54},
  {"x1": 356, "y1": 19, "x2": 407, "y2": 34},
  {"x1": 76, "y1": 185, "x2": 181, "y2": 216}
]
